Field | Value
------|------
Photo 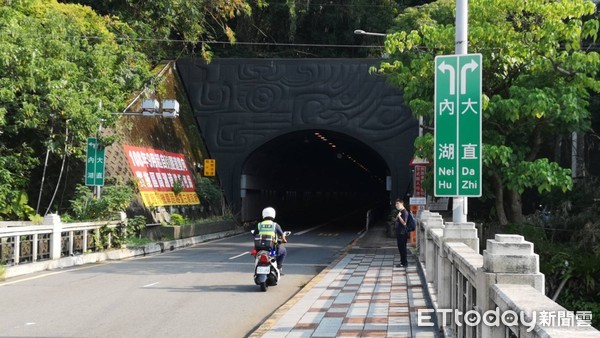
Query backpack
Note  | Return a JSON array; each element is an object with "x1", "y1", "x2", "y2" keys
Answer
[{"x1": 406, "y1": 212, "x2": 416, "y2": 232}]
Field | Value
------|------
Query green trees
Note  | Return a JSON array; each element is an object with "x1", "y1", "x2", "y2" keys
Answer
[
  {"x1": 63, "y1": 0, "x2": 266, "y2": 61},
  {"x1": 216, "y1": 0, "x2": 403, "y2": 58},
  {"x1": 0, "y1": 0, "x2": 268, "y2": 221},
  {"x1": 379, "y1": 0, "x2": 600, "y2": 224},
  {"x1": 0, "y1": 0, "x2": 152, "y2": 219},
  {"x1": 0, "y1": 0, "x2": 266, "y2": 220}
]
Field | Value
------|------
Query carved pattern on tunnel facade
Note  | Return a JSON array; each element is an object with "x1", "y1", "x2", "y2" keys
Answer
[
  {"x1": 192, "y1": 60, "x2": 413, "y2": 153},
  {"x1": 177, "y1": 58, "x2": 418, "y2": 209}
]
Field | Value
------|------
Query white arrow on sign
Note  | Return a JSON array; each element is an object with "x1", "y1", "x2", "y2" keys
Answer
[
  {"x1": 437, "y1": 61, "x2": 456, "y2": 95},
  {"x1": 460, "y1": 59, "x2": 479, "y2": 94}
]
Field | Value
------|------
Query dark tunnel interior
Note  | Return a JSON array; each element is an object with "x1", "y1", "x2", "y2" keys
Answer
[{"x1": 242, "y1": 130, "x2": 391, "y2": 230}]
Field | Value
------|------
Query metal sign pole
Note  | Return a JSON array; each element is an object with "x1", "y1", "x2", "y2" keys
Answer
[{"x1": 453, "y1": 0, "x2": 468, "y2": 224}]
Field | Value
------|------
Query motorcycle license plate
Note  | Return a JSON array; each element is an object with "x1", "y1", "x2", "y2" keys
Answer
[{"x1": 256, "y1": 266, "x2": 270, "y2": 274}]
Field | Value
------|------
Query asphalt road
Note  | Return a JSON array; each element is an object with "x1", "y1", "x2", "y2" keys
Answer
[{"x1": 0, "y1": 223, "x2": 362, "y2": 337}]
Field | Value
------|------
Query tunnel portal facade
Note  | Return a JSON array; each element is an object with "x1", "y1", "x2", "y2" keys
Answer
[{"x1": 176, "y1": 58, "x2": 418, "y2": 222}]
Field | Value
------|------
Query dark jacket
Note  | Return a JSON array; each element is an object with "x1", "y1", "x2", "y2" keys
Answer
[{"x1": 395, "y1": 208, "x2": 409, "y2": 236}]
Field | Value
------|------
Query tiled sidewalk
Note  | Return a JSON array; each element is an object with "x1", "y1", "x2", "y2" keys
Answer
[{"x1": 254, "y1": 247, "x2": 439, "y2": 338}]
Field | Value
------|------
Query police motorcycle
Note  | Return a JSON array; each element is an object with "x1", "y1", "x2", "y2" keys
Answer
[
  {"x1": 250, "y1": 207, "x2": 290, "y2": 292},
  {"x1": 250, "y1": 229, "x2": 291, "y2": 292}
]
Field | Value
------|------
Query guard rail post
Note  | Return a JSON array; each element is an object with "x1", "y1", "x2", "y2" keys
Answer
[
  {"x1": 422, "y1": 213, "x2": 445, "y2": 284},
  {"x1": 44, "y1": 214, "x2": 63, "y2": 260},
  {"x1": 476, "y1": 234, "x2": 544, "y2": 338},
  {"x1": 437, "y1": 221, "x2": 479, "y2": 325},
  {"x1": 416, "y1": 209, "x2": 433, "y2": 262}
]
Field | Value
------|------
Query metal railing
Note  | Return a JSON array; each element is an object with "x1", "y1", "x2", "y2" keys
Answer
[{"x1": 0, "y1": 215, "x2": 122, "y2": 266}]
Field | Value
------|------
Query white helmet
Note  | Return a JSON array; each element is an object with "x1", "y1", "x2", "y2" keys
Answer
[{"x1": 262, "y1": 207, "x2": 276, "y2": 219}]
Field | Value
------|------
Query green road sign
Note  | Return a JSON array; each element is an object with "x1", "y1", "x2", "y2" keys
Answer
[
  {"x1": 85, "y1": 137, "x2": 105, "y2": 186},
  {"x1": 434, "y1": 54, "x2": 482, "y2": 197}
]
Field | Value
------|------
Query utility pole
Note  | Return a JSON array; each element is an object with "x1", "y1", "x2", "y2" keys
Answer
[
  {"x1": 95, "y1": 119, "x2": 103, "y2": 199},
  {"x1": 95, "y1": 101, "x2": 103, "y2": 199},
  {"x1": 453, "y1": 0, "x2": 468, "y2": 223}
]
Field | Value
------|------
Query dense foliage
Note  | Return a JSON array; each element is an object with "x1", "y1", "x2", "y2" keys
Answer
[
  {"x1": 63, "y1": 0, "x2": 267, "y2": 61},
  {"x1": 504, "y1": 176, "x2": 600, "y2": 328},
  {"x1": 0, "y1": 0, "x2": 152, "y2": 219},
  {"x1": 0, "y1": 0, "x2": 263, "y2": 220},
  {"x1": 68, "y1": 184, "x2": 134, "y2": 221},
  {"x1": 196, "y1": 176, "x2": 224, "y2": 216},
  {"x1": 224, "y1": 0, "x2": 404, "y2": 58}
]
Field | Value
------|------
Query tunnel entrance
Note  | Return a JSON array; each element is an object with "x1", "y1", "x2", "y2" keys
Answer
[
  {"x1": 177, "y1": 58, "x2": 419, "y2": 221},
  {"x1": 241, "y1": 129, "x2": 390, "y2": 227}
]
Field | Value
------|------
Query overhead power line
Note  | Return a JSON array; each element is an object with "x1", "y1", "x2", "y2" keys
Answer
[
  {"x1": 2, "y1": 32, "x2": 597, "y2": 51},
  {"x1": 0, "y1": 32, "x2": 386, "y2": 48},
  {"x1": 205, "y1": 40, "x2": 384, "y2": 48},
  {"x1": 262, "y1": 1, "x2": 400, "y2": 9}
]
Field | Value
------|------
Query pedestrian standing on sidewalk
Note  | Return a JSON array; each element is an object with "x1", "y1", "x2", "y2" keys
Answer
[{"x1": 394, "y1": 198, "x2": 409, "y2": 268}]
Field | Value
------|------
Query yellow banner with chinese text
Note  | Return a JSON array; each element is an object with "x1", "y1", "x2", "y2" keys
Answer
[{"x1": 140, "y1": 191, "x2": 200, "y2": 207}]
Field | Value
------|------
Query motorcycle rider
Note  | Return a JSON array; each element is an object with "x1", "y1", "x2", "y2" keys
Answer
[{"x1": 254, "y1": 207, "x2": 288, "y2": 275}]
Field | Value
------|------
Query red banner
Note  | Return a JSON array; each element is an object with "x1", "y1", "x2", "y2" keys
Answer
[
  {"x1": 414, "y1": 166, "x2": 427, "y2": 197},
  {"x1": 123, "y1": 145, "x2": 200, "y2": 206}
]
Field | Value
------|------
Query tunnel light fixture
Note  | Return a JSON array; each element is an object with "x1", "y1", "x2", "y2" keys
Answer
[
  {"x1": 314, "y1": 132, "x2": 327, "y2": 141},
  {"x1": 313, "y1": 130, "x2": 373, "y2": 175},
  {"x1": 137, "y1": 99, "x2": 180, "y2": 118},
  {"x1": 161, "y1": 99, "x2": 180, "y2": 118},
  {"x1": 142, "y1": 99, "x2": 160, "y2": 116}
]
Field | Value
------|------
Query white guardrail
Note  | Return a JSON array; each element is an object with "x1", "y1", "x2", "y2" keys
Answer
[
  {"x1": 416, "y1": 210, "x2": 600, "y2": 338},
  {"x1": 1, "y1": 214, "x2": 241, "y2": 280},
  {"x1": 0, "y1": 214, "x2": 122, "y2": 266}
]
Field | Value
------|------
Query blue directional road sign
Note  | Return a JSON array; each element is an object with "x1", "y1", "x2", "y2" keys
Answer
[{"x1": 434, "y1": 54, "x2": 482, "y2": 197}]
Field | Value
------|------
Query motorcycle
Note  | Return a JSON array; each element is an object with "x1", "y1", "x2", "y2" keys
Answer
[{"x1": 250, "y1": 230, "x2": 291, "y2": 292}]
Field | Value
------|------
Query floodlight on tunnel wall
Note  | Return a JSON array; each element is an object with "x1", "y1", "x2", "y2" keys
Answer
[
  {"x1": 161, "y1": 99, "x2": 180, "y2": 118},
  {"x1": 142, "y1": 99, "x2": 160, "y2": 116},
  {"x1": 139, "y1": 99, "x2": 179, "y2": 118}
]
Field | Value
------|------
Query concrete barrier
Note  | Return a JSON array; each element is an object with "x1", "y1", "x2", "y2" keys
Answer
[{"x1": 415, "y1": 210, "x2": 600, "y2": 337}]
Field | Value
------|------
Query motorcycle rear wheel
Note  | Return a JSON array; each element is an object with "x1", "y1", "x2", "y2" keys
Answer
[{"x1": 260, "y1": 281, "x2": 268, "y2": 292}]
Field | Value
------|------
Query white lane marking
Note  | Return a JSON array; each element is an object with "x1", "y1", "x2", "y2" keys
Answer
[
  {"x1": 229, "y1": 251, "x2": 250, "y2": 260},
  {"x1": 0, "y1": 264, "x2": 104, "y2": 287},
  {"x1": 142, "y1": 282, "x2": 160, "y2": 288},
  {"x1": 294, "y1": 223, "x2": 328, "y2": 235}
]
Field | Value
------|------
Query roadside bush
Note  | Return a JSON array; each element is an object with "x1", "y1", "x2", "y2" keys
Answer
[
  {"x1": 98, "y1": 224, "x2": 122, "y2": 249},
  {"x1": 69, "y1": 184, "x2": 134, "y2": 221},
  {"x1": 196, "y1": 177, "x2": 223, "y2": 215},
  {"x1": 505, "y1": 222, "x2": 600, "y2": 329},
  {"x1": 170, "y1": 213, "x2": 186, "y2": 225},
  {"x1": 127, "y1": 215, "x2": 146, "y2": 238}
]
